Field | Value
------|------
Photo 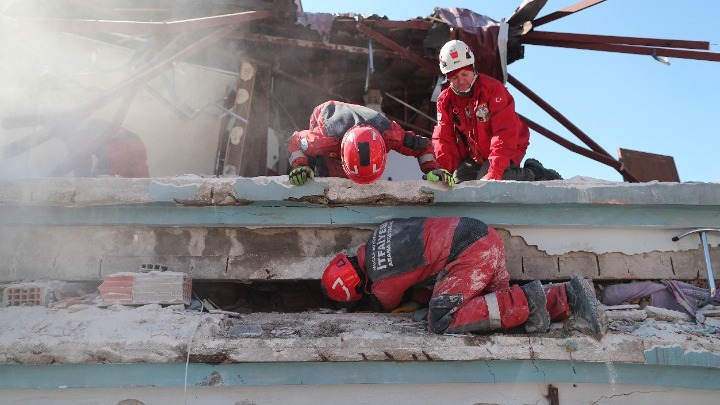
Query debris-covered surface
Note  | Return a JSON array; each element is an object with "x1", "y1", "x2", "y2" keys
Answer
[{"x1": 1, "y1": 288, "x2": 719, "y2": 366}]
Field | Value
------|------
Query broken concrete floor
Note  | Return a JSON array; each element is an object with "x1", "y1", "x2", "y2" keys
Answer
[{"x1": 1, "y1": 296, "x2": 719, "y2": 366}]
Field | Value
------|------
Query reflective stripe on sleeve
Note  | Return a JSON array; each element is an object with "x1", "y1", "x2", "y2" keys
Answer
[
  {"x1": 289, "y1": 150, "x2": 307, "y2": 164},
  {"x1": 418, "y1": 153, "x2": 436, "y2": 164},
  {"x1": 484, "y1": 292, "x2": 502, "y2": 329}
]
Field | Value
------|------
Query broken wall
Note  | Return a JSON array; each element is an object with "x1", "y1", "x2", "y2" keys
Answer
[{"x1": 0, "y1": 176, "x2": 718, "y2": 283}]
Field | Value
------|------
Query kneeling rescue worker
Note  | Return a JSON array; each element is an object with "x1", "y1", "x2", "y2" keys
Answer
[
  {"x1": 321, "y1": 217, "x2": 607, "y2": 338},
  {"x1": 286, "y1": 100, "x2": 455, "y2": 187}
]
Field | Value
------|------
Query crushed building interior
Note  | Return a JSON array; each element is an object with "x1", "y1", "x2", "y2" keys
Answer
[
  {"x1": 1, "y1": 1, "x2": 720, "y2": 403},
  {"x1": 2, "y1": 0, "x2": 718, "y2": 181}
]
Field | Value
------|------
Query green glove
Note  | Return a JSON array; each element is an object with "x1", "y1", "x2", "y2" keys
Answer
[
  {"x1": 289, "y1": 166, "x2": 314, "y2": 186},
  {"x1": 423, "y1": 168, "x2": 455, "y2": 187}
]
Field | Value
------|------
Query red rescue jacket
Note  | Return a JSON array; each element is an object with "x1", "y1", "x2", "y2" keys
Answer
[
  {"x1": 287, "y1": 100, "x2": 437, "y2": 177},
  {"x1": 432, "y1": 74, "x2": 530, "y2": 179},
  {"x1": 356, "y1": 217, "x2": 510, "y2": 311}
]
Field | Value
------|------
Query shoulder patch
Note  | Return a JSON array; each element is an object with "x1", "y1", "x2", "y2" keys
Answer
[
  {"x1": 494, "y1": 97, "x2": 503, "y2": 103},
  {"x1": 300, "y1": 136, "x2": 309, "y2": 151}
]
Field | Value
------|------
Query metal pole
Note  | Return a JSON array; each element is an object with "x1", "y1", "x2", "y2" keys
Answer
[
  {"x1": 384, "y1": 93, "x2": 437, "y2": 124},
  {"x1": 700, "y1": 231, "x2": 717, "y2": 302}
]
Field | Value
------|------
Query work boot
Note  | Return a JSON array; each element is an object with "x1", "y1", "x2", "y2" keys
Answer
[
  {"x1": 524, "y1": 158, "x2": 563, "y2": 181},
  {"x1": 521, "y1": 280, "x2": 551, "y2": 333},
  {"x1": 565, "y1": 276, "x2": 608, "y2": 339},
  {"x1": 542, "y1": 168, "x2": 563, "y2": 180}
]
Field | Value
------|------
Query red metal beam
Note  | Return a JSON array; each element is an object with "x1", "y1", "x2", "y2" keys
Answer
[
  {"x1": 520, "y1": 38, "x2": 720, "y2": 62},
  {"x1": 233, "y1": 32, "x2": 397, "y2": 58},
  {"x1": 268, "y1": 66, "x2": 350, "y2": 102},
  {"x1": 523, "y1": 31, "x2": 710, "y2": 50},
  {"x1": 533, "y1": 0, "x2": 606, "y2": 28},
  {"x1": 519, "y1": 114, "x2": 639, "y2": 182},
  {"x1": 518, "y1": 114, "x2": 618, "y2": 168},
  {"x1": 356, "y1": 23, "x2": 440, "y2": 75},
  {"x1": 507, "y1": 74, "x2": 612, "y2": 158},
  {"x1": 2, "y1": 10, "x2": 276, "y2": 34}
]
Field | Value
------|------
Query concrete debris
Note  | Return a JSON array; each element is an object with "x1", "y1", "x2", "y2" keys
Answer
[
  {"x1": 605, "y1": 304, "x2": 641, "y2": 311},
  {"x1": 1, "y1": 277, "x2": 719, "y2": 367},
  {"x1": 645, "y1": 305, "x2": 694, "y2": 322},
  {"x1": 0, "y1": 304, "x2": 718, "y2": 366},
  {"x1": 98, "y1": 271, "x2": 192, "y2": 306},
  {"x1": 698, "y1": 305, "x2": 720, "y2": 317},
  {"x1": 606, "y1": 309, "x2": 647, "y2": 322},
  {"x1": 704, "y1": 317, "x2": 720, "y2": 329},
  {"x1": 1, "y1": 280, "x2": 95, "y2": 308},
  {"x1": 2, "y1": 283, "x2": 54, "y2": 307}
]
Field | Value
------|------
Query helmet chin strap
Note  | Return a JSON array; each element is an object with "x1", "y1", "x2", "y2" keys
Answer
[{"x1": 449, "y1": 74, "x2": 477, "y2": 97}]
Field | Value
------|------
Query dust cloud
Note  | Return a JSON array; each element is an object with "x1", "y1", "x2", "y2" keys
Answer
[{"x1": 0, "y1": 1, "x2": 241, "y2": 178}]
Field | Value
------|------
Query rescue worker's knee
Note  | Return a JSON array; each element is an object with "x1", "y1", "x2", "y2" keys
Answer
[{"x1": 428, "y1": 293, "x2": 463, "y2": 334}]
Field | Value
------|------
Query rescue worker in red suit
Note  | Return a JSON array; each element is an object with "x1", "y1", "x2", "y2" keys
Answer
[
  {"x1": 287, "y1": 100, "x2": 455, "y2": 187},
  {"x1": 433, "y1": 40, "x2": 561, "y2": 183},
  {"x1": 67, "y1": 120, "x2": 149, "y2": 178},
  {"x1": 321, "y1": 217, "x2": 606, "y2": 337}
]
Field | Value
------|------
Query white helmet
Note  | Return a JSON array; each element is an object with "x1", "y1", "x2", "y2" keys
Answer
[{"x1": 438, "y1": 40, "x2": 475, "y2": 75}]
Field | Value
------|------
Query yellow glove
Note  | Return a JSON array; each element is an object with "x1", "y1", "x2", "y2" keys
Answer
[
  {"x1": 289, "y1": 166, "x2": 314, "y2": 186},
  {"x1": 423, "y1": 168, "x2": 455, "y2": 187}
]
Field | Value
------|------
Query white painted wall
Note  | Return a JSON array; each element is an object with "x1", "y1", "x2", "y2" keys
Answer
[{"x1": 509, "y1": 226, "x2": 720, "y2": 255}]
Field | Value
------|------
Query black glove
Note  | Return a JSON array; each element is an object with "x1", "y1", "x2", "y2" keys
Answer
[
  {"x1": 422, "y1": 168, "x2": 455, "y2": 187},
  {"x1": 289, "y1": 166, "x2": 314, "y2": 186}
]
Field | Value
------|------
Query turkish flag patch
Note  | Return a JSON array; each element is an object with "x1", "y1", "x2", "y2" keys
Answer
[{"x1": 450, "y1": 50, "x2": 458, "y2": 59}]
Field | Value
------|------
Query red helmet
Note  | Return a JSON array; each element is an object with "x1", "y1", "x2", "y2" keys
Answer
[
  {"x1": 321, "y1": 253, "x2": 363, "y2": 302},
  {"x1": 340, "y1": 125, "x2": 386, "y2": 184}
]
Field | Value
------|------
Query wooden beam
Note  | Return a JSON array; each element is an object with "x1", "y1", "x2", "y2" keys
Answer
[{"x1": 240, "y1": 66, "x2": 271, "y2": 177}]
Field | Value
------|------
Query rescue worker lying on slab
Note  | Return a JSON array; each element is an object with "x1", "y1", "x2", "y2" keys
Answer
[
  {"x1": 321, "y1": 217, "x2": 607, "y2": 338},
  {"x1": 286, "y1": 100, "x2": 455, "y2": 187}
]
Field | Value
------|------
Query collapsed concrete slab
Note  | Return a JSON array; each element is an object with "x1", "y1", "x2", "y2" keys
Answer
[
  {"x1": 0, "y1": 176, "x2": 718, "y2": 282},
  {"x1": 0, "y1": 176, "x2": 719, "y2": 402},
  {"x1": 0, "y1": 304, "x2": 718, "y2": 366}
]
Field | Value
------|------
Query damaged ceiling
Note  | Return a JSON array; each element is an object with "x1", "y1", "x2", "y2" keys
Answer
[{"x1": 2, "y1": 0, "x2": 719, "y2": 179}]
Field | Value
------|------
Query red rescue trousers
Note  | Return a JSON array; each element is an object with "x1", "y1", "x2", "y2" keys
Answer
[{"x1": 445, "y1": 284, "x2": 570, "y2": 334}]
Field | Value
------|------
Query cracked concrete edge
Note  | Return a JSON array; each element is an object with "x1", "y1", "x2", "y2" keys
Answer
[
  {"x1": 1, "y1": 176, "x2": 719, "y2": 207},
  {"x1": 2, "y1": 308, "x2": 716, "y2": 368},
  {"x1": 0, "y1": 331, "x2": 682, "y2": 366}
]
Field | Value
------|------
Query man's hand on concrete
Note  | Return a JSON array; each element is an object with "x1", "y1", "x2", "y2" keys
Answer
[
  {"x1": 423, "y1": 168, "x2": 456, "y2": 187},
  {"x1": 289, "y1": 166, "x2": 314, "y2": 186}
]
